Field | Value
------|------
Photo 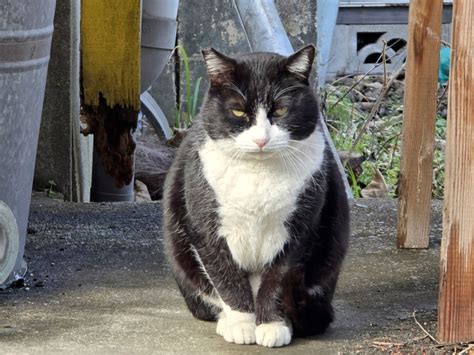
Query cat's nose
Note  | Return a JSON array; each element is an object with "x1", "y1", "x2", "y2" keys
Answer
[{"x1": 253, "y1": 138, "x2": 269, "y2": 149}]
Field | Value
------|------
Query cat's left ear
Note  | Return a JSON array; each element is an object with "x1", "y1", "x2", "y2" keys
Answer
[
  {"x1": 202, "y1": 48, "x2": 237, "y2": 85},
  {"x1": 285, "y1": 44, "x2": 316, "y2": 80}
]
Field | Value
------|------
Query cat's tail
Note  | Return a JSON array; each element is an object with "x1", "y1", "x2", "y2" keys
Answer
[{"x1": 280, "y1": 268, "x2": 335, "y2": 337}]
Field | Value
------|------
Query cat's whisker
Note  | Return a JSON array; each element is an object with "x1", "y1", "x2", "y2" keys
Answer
[
  {"x1": 273, "y1": 85, "x2": 304, "y2": 101},
  {"x1": 277, "y1": 151, "x2": 291, "y2": 178},
  {"x1": 283, "y1": 149, "x2": 300, "y2": 177},
  {"x1": 285, "y1": 155, "x2": 292, "y2": 176},
  {"x1": 288, "y1": 135, "x2": 325, "y2": 150},
  {"x1": 287, "y1": 139, "x2": 315, "y2": 147},
  {"x1": 285, "y1": 149, "x2": 305, "y2": 172},
  {"x1": 272, "y1": 83, "x2": 282, "y2": 100},
  {"x1": 265, "y1": 143, "x2": 288, "y2": 150},
  {"x1": 236, "y1": 144, "x2": 259, "y2": 151},
  {"x1": 285, "y1": 148, "x2": 320, "y2": 188},
  {"x1": 227, "y1": 149, "x2": 243, "y2": 168},
  {"x1": 224, "y1": 82, "x2": 247, "y2": 101},
  {"x1": 286, "y1": 144, "x2": 317, "y2": 163}
]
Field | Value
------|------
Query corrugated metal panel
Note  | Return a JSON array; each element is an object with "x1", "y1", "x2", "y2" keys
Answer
[
  {"x1": 337, "y1": 5, "x2": 453, "y2": 24},
  {"x1": 340, "y1": 0, "x2": 452, "y2": 6}
]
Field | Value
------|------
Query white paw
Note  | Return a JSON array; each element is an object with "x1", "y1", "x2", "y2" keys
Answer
[
  {"x1": 216, "y1": 312, "x2": 227, "y2": 337},
  {"x1": 255, "y1": 321, "x2": 292, "y2": 348},
  {"x1": 216, "y1": 310, "x2": 256, "y2": 345},
  {"x1": 222, "y1": 320, "x2": 256, "y2": 345}
]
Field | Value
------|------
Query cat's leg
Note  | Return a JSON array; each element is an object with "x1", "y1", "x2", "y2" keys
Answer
[
  {"x1": 175, "y1": 276, "x2": 221, "y2": 321},
  {"x1": 280, "y1": 267, "x2": 336, "y2": 337},
  {"x1": 164, "y1": 166, "x2": 256, "y2": 344},
  {"x1": 293, "y1": 285, "x2": 335, "y2": 336},
  {"x1": 195, "y1": 239, "x2": 256, "y2": 345},
  {"x1": 165, "y1": 221, "x2": 222, "y2": 321},
  {"x1": 254, "y1": 265, "x2": 293, "y2": 347},
  {"x1": 279, "y1": 168, "x2": 349, "y2": 337},
  {"x1": 285, "y1": 184, "x2": 349, "y2": 337}
]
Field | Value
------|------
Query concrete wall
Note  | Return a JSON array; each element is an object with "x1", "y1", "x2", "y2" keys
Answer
[
  {"x1": 147, "y1": 0, "x2": 317, "y2": 126},
  {"x1": 34, "y1": 0, "x2": 93, "y2": 202}
]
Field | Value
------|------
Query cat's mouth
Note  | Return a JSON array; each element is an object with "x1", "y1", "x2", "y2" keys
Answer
[
  {"x1": 244, "y1": 150, "x2": 277, "y2": 160},
  {"x1": 215, "y1": 136, "x2": 285, "y2": 160},
  {"x1": 235, "y1": 146, "x2": 284, "y2": 160}
]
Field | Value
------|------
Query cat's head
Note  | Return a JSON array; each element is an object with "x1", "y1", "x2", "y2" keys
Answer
[{"x1": 199, "y1": 45, "x2": 319, "y2": 159}]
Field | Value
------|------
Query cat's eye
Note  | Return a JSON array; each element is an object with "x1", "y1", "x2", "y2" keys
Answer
[
  {"x1": 231, "y1": 109, "x2": 247, "y2": 118},
  {"x1": 274, "y1": 107, "x2": 288, "y2": 117}
]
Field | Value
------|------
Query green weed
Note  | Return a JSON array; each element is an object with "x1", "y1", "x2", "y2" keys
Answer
[
  {"x1": 47, "y1": 180, "x2": 56, "y2": 198},
  {"x1": 325, "y1": 85, "x2": 446, "y2": 198},
  {"x1": 175, "y1": 46, "x2": 204, "y2": 129}
]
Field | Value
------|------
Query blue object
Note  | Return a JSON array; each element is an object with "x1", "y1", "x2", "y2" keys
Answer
[
  {"x1": 438, "y1": 47, "x2": 451, "y2": 84},
  {"x1": 317, "y1": 0, "x2": 340, "y2": 88}
]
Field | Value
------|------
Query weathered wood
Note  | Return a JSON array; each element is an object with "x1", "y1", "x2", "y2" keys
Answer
[
  {"x1": 396, "y1": 0, "x2": 443, "y2": 249},
  {"x1": 438, "y1": 0, "x2": 474, "y2": 343},
  {"x1": 80, "y1": 0, "x2": 141, "y2": 189},
  {"x1": 81, "y1": 0, "x2": 141, "y2": 110}
]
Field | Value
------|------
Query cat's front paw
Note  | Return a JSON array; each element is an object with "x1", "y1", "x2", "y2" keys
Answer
[
  {"x1": 216, "y1": 311, "x2": 256, "y2": 345},
  {"x1": 255, "y1": 321, "x2": 292, "y2": 348}
]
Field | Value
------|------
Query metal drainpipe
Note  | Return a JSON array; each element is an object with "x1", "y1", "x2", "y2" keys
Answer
[{"x1": 233, "y1": 0, "x2": 353, "y2": 199}]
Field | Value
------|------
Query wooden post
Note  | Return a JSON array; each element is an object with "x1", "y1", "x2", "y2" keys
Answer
[
  {"x1": 438, "y1": 0, "x2": 474, "y2": 343},
  {"x1": 80, "y1": 0, "x2": 141, "y2": 191},
  {"x1": 396, "y1": 0, "x2": 443, "y2": 248}
]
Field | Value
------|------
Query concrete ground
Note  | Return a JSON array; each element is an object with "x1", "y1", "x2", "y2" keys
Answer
[{"x1": 1, "y1": 195, "x2": 447, "y2": 354}]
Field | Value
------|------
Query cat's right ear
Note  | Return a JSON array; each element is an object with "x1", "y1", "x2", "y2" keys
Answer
[{"x1": 202, "y1": 48, "x2": 236, "y2": 85}]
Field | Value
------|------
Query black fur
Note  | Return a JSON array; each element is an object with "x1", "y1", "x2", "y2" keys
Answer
[{"x1": 163, "y1": 45, "x2": 349, "y2": 341}]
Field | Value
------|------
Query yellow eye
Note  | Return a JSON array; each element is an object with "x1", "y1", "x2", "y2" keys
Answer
[
  {"x1": 274, "y1": 107, "x2": 288, "y2": 117},
  {"x1": 231, "y1": 109, "x2": 247, "y2": 118}
]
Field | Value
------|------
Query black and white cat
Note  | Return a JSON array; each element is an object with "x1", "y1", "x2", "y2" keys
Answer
[{"x1": 163, "y1": 45, "x2": 349, "y2": 348}]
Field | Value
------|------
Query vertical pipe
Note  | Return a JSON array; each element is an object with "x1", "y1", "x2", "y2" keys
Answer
[
  {"x1": 233, "y1": 0, "x2": 353, "y2": 199},
  {"x1": 316, "y1": 0, "x2": 340, "y2": 88},
  {"x1": 233, "y1": 0, "x2": 293, "y2": 55}
]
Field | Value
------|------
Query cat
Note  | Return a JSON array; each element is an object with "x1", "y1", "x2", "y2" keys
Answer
[{"x1": 163, "y1": 45, "x2": 349, "y2": 348}]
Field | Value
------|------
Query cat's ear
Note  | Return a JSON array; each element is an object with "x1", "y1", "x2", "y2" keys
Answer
[
  {"x1": 202, "y1": 48, "x2": 237, "y2": 85},
  {"x1": 285, "y1": 44, "x2": 315, "y2": 80}
]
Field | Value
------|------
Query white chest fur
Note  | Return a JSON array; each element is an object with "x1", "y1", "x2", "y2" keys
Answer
[{"x1": 198, "y1": 130, "x2": 325, "y2": 271}]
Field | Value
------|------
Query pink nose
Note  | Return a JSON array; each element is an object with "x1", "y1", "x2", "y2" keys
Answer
[{"x1": 253, "y1": 138, "x2": 269, "y2": 149}]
